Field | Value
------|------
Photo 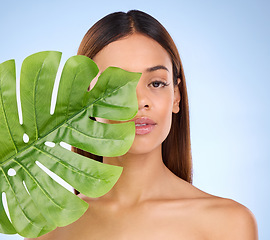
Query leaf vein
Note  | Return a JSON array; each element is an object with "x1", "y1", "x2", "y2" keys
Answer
[
  {"x1": 33, "y1": 145, "x2": 107, "y2": 181},
  {"x1": 0, "y1": 75, "x2": 18, "y2": 153},
  {"x1": 33, "y1": 63, "x2": 45, "y2": 138},
  {"x1": 12, "y1": 158, "x2": 64, "y2": 211},
  {"x1": 65, "y1": 72, "x2": 78, "y2": 120},
  {"x1": 0, "y1": 164, "x2": 45, "y2": 230}
]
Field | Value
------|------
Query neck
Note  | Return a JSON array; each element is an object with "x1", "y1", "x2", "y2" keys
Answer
[{"x1": 102, "y1": 145, "x2": 170, "y2": 206}]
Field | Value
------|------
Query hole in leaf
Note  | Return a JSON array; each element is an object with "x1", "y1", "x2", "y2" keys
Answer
[
  {"x1": 7, "y1": 168, "x2": 16, "y2": 177},
  {"x1": 50, "y1": 64, "x2": 63, "y2": 115},
  {"x1": 60, "y1": 141, "x2": 71, "y2": 150},
  {"x1": 35, "y1": 161, "x2": 74, "y2": 193},
  {"x1": 23, "y1": 133, "x2": 29, "y2": 143},
  {"x1": 16, "y1": 69, "x2": 23, "y2": 125},
  {"x1": 45, "y1": 141, "x2": 56, "y2": 148},
  {"x1": 2, "y1": 192, "x2": 12, "y2": 222},
  {"x1": 88, "y1": 74, "x2": 99, "y2": 92},
  {"x1": 23, "y1": 181, "x2": 30, "y2": 195},
  {"x1": 89, "y1": 116, "x2": 96, "y2": 121}
]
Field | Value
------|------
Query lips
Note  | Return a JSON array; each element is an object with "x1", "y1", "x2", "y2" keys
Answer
[{"x1": 133, "y1": 117, "x2": 156, "y2": 135}]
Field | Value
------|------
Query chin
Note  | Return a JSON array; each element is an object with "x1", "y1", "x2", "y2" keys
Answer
[{"x1": 125, "y1": 133, "x2": 165, "y2": 156}]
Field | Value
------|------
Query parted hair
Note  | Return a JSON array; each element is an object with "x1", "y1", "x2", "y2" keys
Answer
[{"x1": 72, "y1": 10, "x2": 192, "y2": 193}]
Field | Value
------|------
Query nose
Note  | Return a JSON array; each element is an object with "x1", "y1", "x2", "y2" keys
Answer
[{"x1": 136, "y1": 82, "x2": 151, "y2": 110}]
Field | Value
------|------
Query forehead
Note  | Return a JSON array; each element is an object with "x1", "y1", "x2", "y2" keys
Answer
[{"x1": 92, "y1": 33, "x2": 173, "y2": 74}]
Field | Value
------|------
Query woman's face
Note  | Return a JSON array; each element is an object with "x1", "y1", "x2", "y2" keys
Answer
[{"x1": 92, "y1": 33, "x2": 180, "y2": 155}]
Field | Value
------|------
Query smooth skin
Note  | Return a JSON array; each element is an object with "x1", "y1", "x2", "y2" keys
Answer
[{"x1": 26, "y1": 33, "x2": 258, "y2": 240}]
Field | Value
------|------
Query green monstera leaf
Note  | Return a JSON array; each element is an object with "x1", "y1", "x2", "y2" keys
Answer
[{"x1": 0, "y1": 51, "x2": 141, "y2": 238}]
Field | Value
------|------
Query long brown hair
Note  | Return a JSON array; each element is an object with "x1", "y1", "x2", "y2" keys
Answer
[{"x1": 73, "y1": 10, "x2": 192, "y2": 187}]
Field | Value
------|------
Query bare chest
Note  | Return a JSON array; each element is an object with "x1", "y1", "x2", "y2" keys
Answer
[{"x1": 60, "y1": 201, "x2": 205, "y2": 240}]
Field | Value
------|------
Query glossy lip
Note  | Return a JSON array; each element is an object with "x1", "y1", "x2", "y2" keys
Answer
[{"x1": 133, "y1": 117, "x2": 157, "y2": 135}]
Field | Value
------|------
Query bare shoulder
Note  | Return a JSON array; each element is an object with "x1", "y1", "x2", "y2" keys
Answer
[
  {"x1": 170, "y1": 178, "x2": 258, "y2": 240},
  {"x1": 189, "y1": 188, "x2": 258, "y2": 240}
]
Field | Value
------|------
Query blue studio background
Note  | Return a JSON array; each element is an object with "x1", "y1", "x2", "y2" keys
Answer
[{"x1": 0, "y1": 0, "x2": 269, "y2": 239}]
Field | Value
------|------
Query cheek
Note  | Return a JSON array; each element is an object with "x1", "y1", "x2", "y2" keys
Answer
[
  {"x1": 158, "y1": 101, "x2": 173, "y2": 138},
  {"x1": 153, "y1": 93, "x2": 174, "y2": 138},
  {"x1": 155, "y1": 90, "x2": 174, "y2": 118}
]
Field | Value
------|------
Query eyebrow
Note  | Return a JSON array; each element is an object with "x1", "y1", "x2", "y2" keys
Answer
[{"x1": 146, "y1": 65, "x2": 169, "y2": 72}]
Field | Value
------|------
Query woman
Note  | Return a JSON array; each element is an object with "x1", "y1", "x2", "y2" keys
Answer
[{"x1": 28, "y1": 10, "x2": 258, "y2": 240}]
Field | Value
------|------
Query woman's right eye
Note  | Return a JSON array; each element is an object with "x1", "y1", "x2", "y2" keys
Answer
[{"x1": 149, "y1": 80, "x2": 169, "y2": 88}]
